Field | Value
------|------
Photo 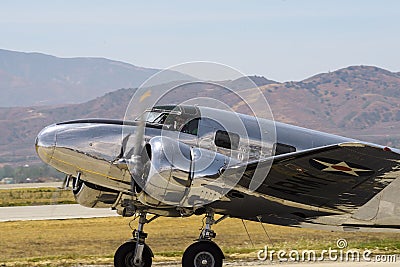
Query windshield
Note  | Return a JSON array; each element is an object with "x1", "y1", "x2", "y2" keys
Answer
[
  {"x1": 136, "y1": 106, "x2": 200, "y2": 135},
  {"x1": 142, "y1": 111, "x2": 165, "y2": 123}
]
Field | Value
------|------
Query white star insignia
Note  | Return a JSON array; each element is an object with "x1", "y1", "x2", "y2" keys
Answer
[{"x1": 313, "y1": 159, "x2": 372, "y2": 177}]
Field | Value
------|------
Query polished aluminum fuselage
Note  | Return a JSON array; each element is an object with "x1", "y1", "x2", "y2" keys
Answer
[{"x1": 36, "y1": 106, "x2": 353, "y2": 220}]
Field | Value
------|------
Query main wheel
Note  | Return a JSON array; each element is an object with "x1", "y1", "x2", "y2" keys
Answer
[
  {"x1": 182, "y1": 241, "x2": 223, "y2": 267},
  {"x1": 114, "y1": 241, "x2": 152, "y2": 267}
]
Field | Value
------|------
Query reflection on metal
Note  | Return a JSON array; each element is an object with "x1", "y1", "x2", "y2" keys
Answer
[
  {"x1": 73, "y1": 172, "x2": 81, "y2": 192},
  {"x1": 35, "y1": 105, "x2": 400, "y2": 232}
]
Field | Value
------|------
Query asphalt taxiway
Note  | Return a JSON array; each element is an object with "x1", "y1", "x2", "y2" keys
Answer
[
  {"x1": 0, "y1": 182, "x2": 61, "y2": 189},
  {"x1": 0, "y1": 204, "x2": 118, "y2": 221}
]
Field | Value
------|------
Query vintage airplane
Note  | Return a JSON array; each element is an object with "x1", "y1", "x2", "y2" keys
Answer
[{"x1": 36, "y1": 102, "x2": 400, "y2": 267}]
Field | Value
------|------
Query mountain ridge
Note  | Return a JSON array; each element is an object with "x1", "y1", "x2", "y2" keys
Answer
[
  {"x1": 0, "y1": 49, "x2": 193, "y2": 107},
  {"x1": 0, "y1": 62, "x2": 400, "y2": 166}
]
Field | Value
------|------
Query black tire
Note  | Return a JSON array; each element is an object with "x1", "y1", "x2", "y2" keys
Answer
[
  {"x1": 182, "y1": 242, "x2": 223, "y2": 267},
  {"x1": 114, "y1": 241, "x2": 152, "y2": 267}
]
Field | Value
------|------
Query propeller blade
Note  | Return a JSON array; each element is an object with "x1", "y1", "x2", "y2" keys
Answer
[
  {"x1": 127, "y1": 89, "x2": 153, "y2": 191},
  {"x1": 117, "y1": 133, "x2": 131, "y2": 159},
  {"x1": 132, "y1": 114, "x2": 145, "y2": 159},
  {"x1": 129, "y1": 113, "x2": 146, "y2": 185}
]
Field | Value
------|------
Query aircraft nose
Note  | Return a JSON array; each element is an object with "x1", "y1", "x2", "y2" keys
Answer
[{"x1": 35, "y1": 124, "x2": 58, "y2": 164}]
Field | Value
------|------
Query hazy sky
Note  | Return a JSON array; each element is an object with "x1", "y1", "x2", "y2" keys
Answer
[{"x1": 1, "y1": 0, "x2": 399, "y2": 81}]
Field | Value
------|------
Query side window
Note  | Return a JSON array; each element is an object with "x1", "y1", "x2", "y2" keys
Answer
[
  {"x1": 274, "y1": 143, "x2": 296, "y2": 155},
  {"x1": 180, "y1": 118, "x2": 200, "y2": 136},
  {"x1": 215, "y1": 130, "x2": 240, "y2": 150},
  {"x1": 154, "y1": 113, "x2": 168, "y2": 124}
]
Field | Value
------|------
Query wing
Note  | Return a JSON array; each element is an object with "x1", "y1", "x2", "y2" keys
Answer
[{"x1": 221, "y1": 142, "x2": 400, "y2": 230}]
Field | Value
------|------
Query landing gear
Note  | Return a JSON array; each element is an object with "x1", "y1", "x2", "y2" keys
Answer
[
  {"x1": 182, "y1": 211, "x2": 224, "y2": 267},
  {"x1": 115, "y1": 210, "x2": 225, "y2": 267},
  {"x1": 114, "y1": 241, "x2": 152, "y2": 267},
  {"x1": 114, "y1": 212, "x2": 154, "y2": 267},
  {"x1": 182, "y1": 241, "x2": 223, "y2": 267}
]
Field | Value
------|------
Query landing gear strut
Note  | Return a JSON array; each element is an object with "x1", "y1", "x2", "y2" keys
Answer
[
  {"x1": 182, "y1": 211, "x2": 225, "y2": 267},
  {"x1": 114, "y1": 210, "x2": 224, "y2": 267},
  {"x1": 114, "y1": 212, "x2": 154, "y2": 267}
]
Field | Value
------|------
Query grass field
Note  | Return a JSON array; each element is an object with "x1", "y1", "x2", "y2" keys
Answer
[
  {"x1": 1, "y1": 216, "x2": 400, "y2": 266},
  {"x1": 1, "y1": 187, "x2": 400, "y2": 266},
  {"x1": 0, "y1": 187, "x2": 76, "y2": 207}
]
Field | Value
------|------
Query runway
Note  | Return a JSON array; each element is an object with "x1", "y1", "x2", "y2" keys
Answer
[
  {"x1": 0, "y1": 204, "x2": 118, "y2": 221},
  {"x1": 0, "y1": 182, "x2": 62, "y2": 189}
]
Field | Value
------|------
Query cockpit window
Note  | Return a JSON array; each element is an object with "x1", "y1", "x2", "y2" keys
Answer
[
  {"x1": 137, "y1": 105, "x2": 201, "y2": 131},
  {"x1": 139, "y1": 110, "x2": 172, "y2": 124},
  {"x1": 143, "y1": 111, "x2": 163, "y2": 123},
  {"x1": 180, "y1": 118, "x2": 200, "y2": 136}
]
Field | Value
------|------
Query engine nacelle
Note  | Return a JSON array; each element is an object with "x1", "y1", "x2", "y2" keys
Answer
[
  {"x1": 135, "y1": 136, "x2": 237, "y2": 208},
  {"x1": 73, "y1": 180, "x2": 119, "y2": 208}
]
